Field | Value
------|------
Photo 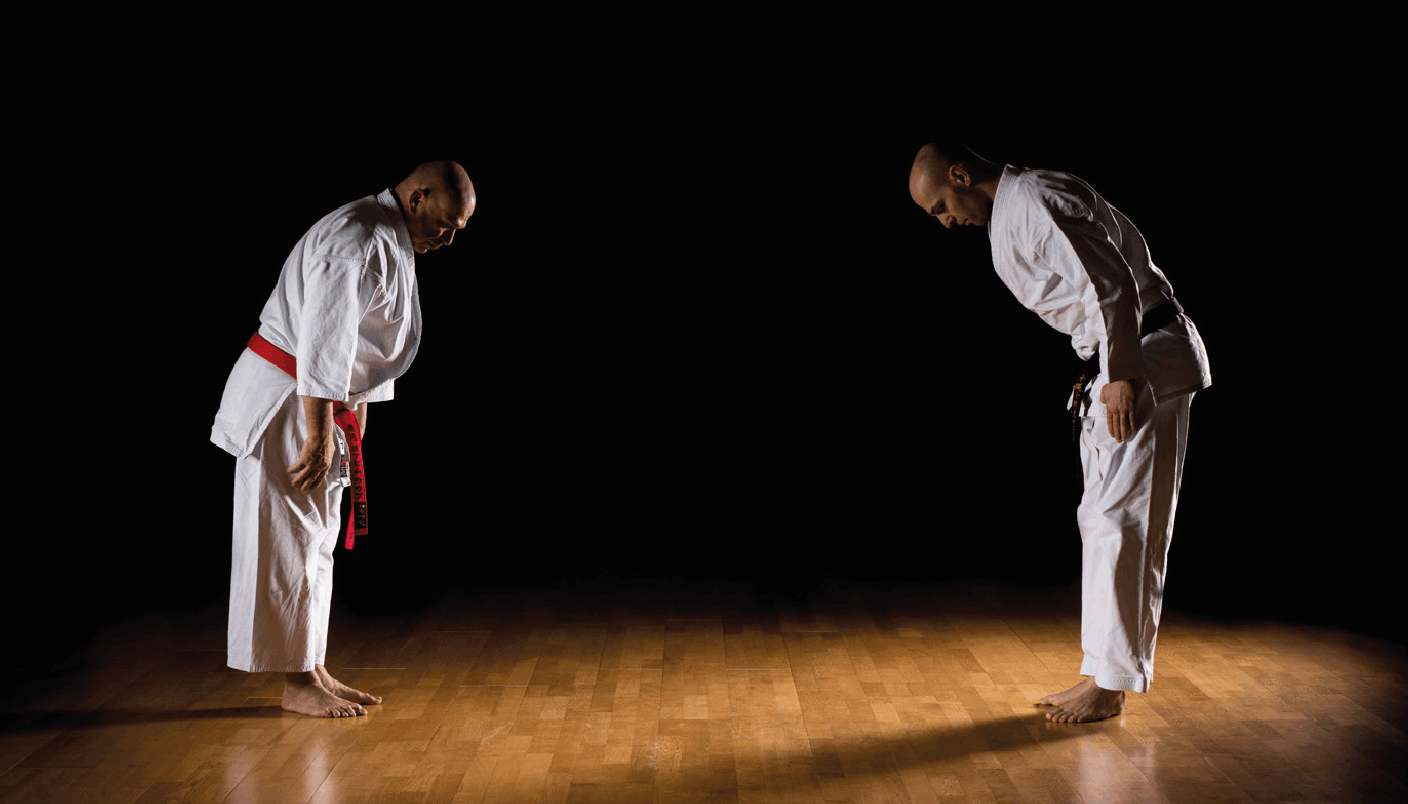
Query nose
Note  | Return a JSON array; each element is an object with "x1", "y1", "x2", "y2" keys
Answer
[
  {"x1": 939, "y1": 215, "x2": 955, "y2": 229},
  {"x1": 442, "y1": 229, "x2": 455, "y2": 246}
]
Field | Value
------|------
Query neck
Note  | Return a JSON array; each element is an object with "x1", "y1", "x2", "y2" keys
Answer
[
  {"x1": 974, "y1": 174, "x2": 1001, "y2": 204},
  {"x1": 968, "y1": 162, "x2": 1003, "y2": 204}
]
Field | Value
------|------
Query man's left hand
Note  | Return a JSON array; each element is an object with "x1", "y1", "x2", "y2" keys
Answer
[{"x1": 1099, "y1": 379, "x2": 1137, "y2": 443}]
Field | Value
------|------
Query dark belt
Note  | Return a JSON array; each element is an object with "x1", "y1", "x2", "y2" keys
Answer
[
  {"x1": 1140, "y1": 297, "x2": 1184, "y2": 338},
  {"x1": 1071, "y1": 297, "x2": 1185, "y2": 441},
  {"x1": 247, "y1": 332, "x2": 367, "y2": 549}
]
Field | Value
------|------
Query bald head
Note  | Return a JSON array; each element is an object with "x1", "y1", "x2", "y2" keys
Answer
[
  {"x1": 394, "y1": 161, "x2": 476, "y2": 254},
  {"x1": 909, "y1": 142, "x2": 1001, "y2": 229},
  {"x1": 909, "y1": 143, "x2": 952, "y2": 186}
]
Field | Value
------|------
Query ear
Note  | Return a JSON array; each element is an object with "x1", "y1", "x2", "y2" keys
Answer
[
  {"x1": 948, "y1": 163, "x2": 971, "y2": 187},
  {"x1": 408, "y1": 188, "x2": 428, "y2": 212}
]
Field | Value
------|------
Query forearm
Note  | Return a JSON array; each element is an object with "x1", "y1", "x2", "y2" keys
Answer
[
  {"x1": 301, "y1": 396, "x2": 336, "y2": 443},
  {"x1": 356, "y1": 403, "x2": 367, "y2": 437},
  {"x1": 289, "y1": 396, "x2": 337, "y2": 493}
]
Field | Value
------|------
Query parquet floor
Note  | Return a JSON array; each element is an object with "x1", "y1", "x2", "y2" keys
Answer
[{"x1": 2, "y1": 579, "x2": 1404, "y2": 803}]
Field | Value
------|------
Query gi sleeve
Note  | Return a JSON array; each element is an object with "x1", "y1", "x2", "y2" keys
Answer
[
  {"x1": 296, "y1": 237, "x2": 368, "y2": 401},
  {"x1": 1037, "y1": 205, "x2": 1143, "y2": 385}
]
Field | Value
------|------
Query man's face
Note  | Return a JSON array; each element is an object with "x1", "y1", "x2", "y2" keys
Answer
[
  {"x1": 910, "y1": 163, "x2": 990, "y2": 229},
  {"x1": 406, "y1": 190, "x2": 476, "y2": 254}
]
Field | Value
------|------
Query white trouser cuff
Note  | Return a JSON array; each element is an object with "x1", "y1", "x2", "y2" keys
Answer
[
  {"x1": 1081, "y1": 657, "x2": 1150, "y2": 694},
  {"x1": 1097, "y1": 674, "x2": 1149, "y2": 694}
]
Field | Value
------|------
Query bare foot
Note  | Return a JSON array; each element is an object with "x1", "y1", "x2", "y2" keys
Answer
[
  {"x1": 315, "y1": 665, "x2": 382, "y2": 706},
  {"x1": 1037, "y1": 676, "x2": 1096, "y2": 707},
  {"x1": 1039, "y1": 678, "x2": 1124, "y2": 723},
  {"x1": 282, "y1": 672, "x2": 366, "y2": 718}
]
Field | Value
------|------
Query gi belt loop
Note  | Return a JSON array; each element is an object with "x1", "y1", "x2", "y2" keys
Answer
[{"x1": 246, "y1": 332, "x2": 368, "y2": 550}]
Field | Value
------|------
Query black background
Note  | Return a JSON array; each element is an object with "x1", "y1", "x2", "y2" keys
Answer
[{"x1": 14, "y1": 47, "x2": 1394, "y2": 667}]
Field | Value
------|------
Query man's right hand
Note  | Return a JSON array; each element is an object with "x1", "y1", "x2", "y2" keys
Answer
[
  {"x1": 288, "y1": 434, "x2": 336, "y2": 493},
  {"x1": 289, "y1": 395, "x2": 338, "y2": 493}
]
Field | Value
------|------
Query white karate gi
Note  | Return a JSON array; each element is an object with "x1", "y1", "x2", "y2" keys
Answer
[
  {"x1": 211, "y1": 189, "x2": 421, "y2": 673},
  {"x1": 987, "y1": 166, "x2": 1211, "y2": 693}
]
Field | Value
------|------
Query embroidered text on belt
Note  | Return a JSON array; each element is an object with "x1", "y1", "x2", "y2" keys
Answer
[{"x1": 247, "y1": 332, "x2": 367, "y2": 549}]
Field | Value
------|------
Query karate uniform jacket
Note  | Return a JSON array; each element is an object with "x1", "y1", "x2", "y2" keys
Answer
[
  {"x1": 211, "y1": 189, "x2": 421, "y2": 457},
  {"x1": 987, "y1": 165, "x2": 1211, "y2": 412}
]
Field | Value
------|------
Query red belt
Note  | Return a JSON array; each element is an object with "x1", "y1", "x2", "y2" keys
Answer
[{"x1": 247, "y1": 332, "x2": 367, "y2": 549}]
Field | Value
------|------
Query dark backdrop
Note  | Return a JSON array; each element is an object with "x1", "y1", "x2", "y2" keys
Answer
[{"x1": 16, "y1": 59, "x2": 1392, "y2": 668}]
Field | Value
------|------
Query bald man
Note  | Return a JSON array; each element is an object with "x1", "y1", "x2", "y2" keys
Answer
[
  {"x1": 910, "y1": 143, "x2": 1210, "y2": 722},
  {"x1": 211, "y1": 162, "x2": 475, "y2": 717}
]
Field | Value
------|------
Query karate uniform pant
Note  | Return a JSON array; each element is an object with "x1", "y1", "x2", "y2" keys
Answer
[
  {"x1": 1077, "y1": 388, "x2": 1193, "y2": 694},
  {"x1": 227, "y1": 392, "x2": 346, "y2": 673}
]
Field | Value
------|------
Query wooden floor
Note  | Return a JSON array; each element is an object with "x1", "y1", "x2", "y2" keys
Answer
[{"x1": 2, "y1": 578, "x2": 1404, "y2": 803}]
